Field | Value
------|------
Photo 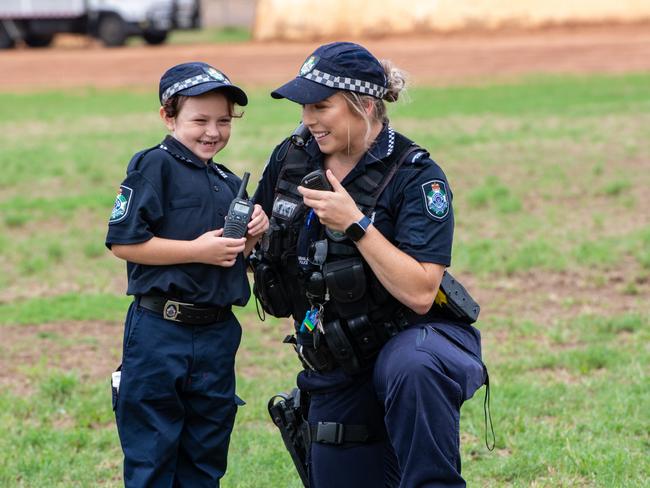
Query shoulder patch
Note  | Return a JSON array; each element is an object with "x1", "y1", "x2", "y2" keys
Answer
[
  {"x1": 109, "y1": 185, "x2": 133, "y2": 224},
  {"x1": 421, "y1": 179, "x2": 449, "y2": 220}
]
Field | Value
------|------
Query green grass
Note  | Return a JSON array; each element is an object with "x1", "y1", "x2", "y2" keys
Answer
[{"x1": 1, "y1": 72, "x2": 649, "y2": 486}]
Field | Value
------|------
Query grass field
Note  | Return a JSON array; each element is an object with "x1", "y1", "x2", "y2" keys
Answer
[{"x1": 0, "y1": 72, "x2": 649, "y2": 487}]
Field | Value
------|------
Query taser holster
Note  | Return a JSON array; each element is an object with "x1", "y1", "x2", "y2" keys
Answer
[{"x1": 434, "y1": 271, "x2": 481, "y2": 324}]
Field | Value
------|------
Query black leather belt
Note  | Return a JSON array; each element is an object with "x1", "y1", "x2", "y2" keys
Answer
[{"x1": 138, "y1": 296, "x2": 231, "y2": 325}]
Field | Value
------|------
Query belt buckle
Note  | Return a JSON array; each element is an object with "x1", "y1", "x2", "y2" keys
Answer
[
  {"x1": 315, "y1": 422, "x2": 344, "y2": 445},
  {"x1": 163, "y1": 299, "x2": 192, "y2": 322}
]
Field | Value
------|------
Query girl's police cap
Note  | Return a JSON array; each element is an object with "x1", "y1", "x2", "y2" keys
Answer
[
  {"x1": 159, "y1": 61, "x2": 248, "y2": 106},
  {"x1": 271, "y1": 41, "x2": 387, "y2": 105}
]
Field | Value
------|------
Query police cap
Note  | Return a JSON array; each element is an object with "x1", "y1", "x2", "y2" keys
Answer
[
  {"x1": 159, "y1": 61, "x2": 248, "y2": 106},
  {"x1": 271, "y1": 42, "x2": 387, "y2": 104}
]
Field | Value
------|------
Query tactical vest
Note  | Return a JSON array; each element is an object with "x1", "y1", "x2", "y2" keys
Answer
[{"x1": 253, "y1": 129, "x2": 427, "y2": 374}]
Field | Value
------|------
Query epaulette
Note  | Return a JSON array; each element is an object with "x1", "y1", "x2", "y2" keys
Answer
[
  {"x1": 212, "y1": 162, "x2": 233, "y2": 179},
  {"x1": 403, "y1": 149, "x2": 431, "y2": 165},
  {"x1": 126, "y1": 144, "x2": 160, "y2": 172}
]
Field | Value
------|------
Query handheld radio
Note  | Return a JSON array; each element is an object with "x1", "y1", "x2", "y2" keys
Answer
[
  {"x1": 223, "y1": 172, "x2": 254, "y2": 238},
  {"x1": 300, "y1": 169, "x2": 332, "y2": 191}
]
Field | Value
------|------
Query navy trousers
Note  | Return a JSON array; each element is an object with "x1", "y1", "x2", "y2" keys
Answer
[
  {"x1": 298, "y1": 323, "x2": 486, "y2": 488},
  {"x1": 114, "y1": 302, "x2": 243, "y2": 488}
]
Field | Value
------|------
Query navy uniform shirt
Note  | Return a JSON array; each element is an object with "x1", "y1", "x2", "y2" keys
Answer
[
  {"x1": 253, "y1": 124, "x2": 454, "y2": 266},
  {"x1": 106, "y1": 135, "x2": 250, "y2": 307}
]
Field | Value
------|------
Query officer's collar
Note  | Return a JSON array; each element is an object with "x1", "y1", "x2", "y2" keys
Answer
[
  {"x1": 304, "y1": 123, "x2": 395, "y2": 169},
  {"x1": 159, "y1": 135, "x2": 212, "y2": 169}
]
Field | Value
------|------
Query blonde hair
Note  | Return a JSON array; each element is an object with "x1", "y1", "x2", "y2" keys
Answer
[{"x1": 340, "y1": 59, "x2": 407, "y2": 144}]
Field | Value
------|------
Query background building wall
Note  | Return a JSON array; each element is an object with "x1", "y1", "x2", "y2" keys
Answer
[
  {"x1": 200, "y1": 0, "x2": 256, "y2": 28},
  {"x1": 253, "y1": 0, "x2": 650, "y2": 40}
]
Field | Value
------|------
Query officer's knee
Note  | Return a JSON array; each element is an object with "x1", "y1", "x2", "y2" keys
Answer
[{"x1": 377, "y1": 346, "x2": 444, "y2": 389}]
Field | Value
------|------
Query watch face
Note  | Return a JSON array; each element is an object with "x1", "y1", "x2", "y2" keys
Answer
[{"x1": 345, "y1": 222, "x2": 365, "y2": 242}]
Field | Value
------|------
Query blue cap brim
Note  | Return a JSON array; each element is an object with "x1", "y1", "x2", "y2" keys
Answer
[
  {"x1": 271, "y1": 77, "x2": 338, "y2": 104},
  {"x1": 177, "y1": 82, "x2": 248, "y2": 106}
]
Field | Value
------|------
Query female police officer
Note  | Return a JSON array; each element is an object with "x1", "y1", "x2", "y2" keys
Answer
[{"x1": 252, "y1": 42, "x2": 487, "y2": 487}]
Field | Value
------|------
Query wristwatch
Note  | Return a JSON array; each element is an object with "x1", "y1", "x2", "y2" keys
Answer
[{"x1": 345, "y1": 215, "x2": 372, "y2": 242}]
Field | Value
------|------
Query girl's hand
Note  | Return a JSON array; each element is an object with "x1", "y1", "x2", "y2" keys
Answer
[
  {"x1": 246, "y1": 204, "x2": 270, "y2": 238},
  {"x1": 298, "y1": 169, "x2": 363, "y2": 232},
  {"x1": 192, "y1": 228, "x2": 246, "y2": 267}
]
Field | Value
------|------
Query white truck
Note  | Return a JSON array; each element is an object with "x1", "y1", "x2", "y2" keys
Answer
[{"x1": 0, "y1": 0, "x2": 199, "y2": 49}]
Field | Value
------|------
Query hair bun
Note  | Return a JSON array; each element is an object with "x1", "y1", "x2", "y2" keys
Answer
[{"x1": 381, "y1": 60, "x2": 406, "y2": 102}]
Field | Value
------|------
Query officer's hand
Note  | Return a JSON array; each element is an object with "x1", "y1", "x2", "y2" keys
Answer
[
  {"x1": 298, "y1": 170, "x2": 363, "y2": 232},
  {"x1": 193, "y1": 229, "x2": 246, "y2": 267},
  {"x1": 246, "y1": 204, "x2": 269, "y2": 238}
]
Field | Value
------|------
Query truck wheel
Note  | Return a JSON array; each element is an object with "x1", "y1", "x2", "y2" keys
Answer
[
  {"x1": 0, "y1": 23, "x2": 16, "y2": 49},
  {"x1": 143, "y1": 29, "x2": 168, "y2": 45},
  {"x1": 97, "y1": 14, "x2": 127, "y2": 47},
  {"x1": 24, "y1": 33, "x2": 54, "y2": 48}
]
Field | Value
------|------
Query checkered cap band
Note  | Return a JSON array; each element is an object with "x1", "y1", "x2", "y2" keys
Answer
[
  {"x1": 303, "y1": 69, "x2": 387, "y2": 99},
  {"x1": 161, "y1": 73, "x2": 230, "y2": 103}
]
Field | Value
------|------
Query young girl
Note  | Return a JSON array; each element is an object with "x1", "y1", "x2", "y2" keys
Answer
[{"x1": 106, "y1": 62, "x2": 268, "y2": 487}]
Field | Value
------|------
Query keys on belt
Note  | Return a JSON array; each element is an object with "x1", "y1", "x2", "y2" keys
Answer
[{"x1": 138, "y1": 296, "x2": 231, "y2": 325}]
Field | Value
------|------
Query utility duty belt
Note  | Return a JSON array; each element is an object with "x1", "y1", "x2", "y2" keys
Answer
[{"x1": 257, "y1": 258, "x2": 480, "y2": 375}]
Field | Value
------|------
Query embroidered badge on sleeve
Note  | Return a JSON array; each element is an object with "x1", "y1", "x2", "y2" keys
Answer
[
  {"x1": 109, "y1": 185, "x2": 133, "y2": 224},
  {"x1": 421, "y1": 179, "x2": 449, "y2": 220}
]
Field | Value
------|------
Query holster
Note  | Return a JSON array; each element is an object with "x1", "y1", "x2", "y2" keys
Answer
[{"x1": 268, "y1": 388, "x2": 311, "y2": 488}]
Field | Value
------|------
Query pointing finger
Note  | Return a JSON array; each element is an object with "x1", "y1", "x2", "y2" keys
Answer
[{"x1": 326, "y1": 169, "x2": 344, "y2": 191}]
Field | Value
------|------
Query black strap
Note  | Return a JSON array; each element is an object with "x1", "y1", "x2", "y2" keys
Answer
[
  {"x1": 484, "y1": 367, "x2": 496, "y2": 451},
  {"x1": 310, "y1": 422, "x2": 370, "y2": 445}
]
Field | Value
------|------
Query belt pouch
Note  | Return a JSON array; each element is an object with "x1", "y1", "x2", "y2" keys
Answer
[
  {"x1": 263, "y1": 220, "x2": 286, "y2": 262},
  {"x1": 296, "y1": 332, "x2": 336, "y2": 372},
  {"x1": 254, "y1": 262, "x2": 292, "y2": 318},
  {"x1": 346, "y1": 315, "x2": 382, "y2": 359},
  {"x1": 323, "y1": 258, "x2": 368, "y2": 319}
]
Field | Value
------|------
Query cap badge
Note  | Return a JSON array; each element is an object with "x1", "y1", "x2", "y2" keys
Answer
[
  {"x1": 300, "y1": 55, "x2": 319, "y2": 76},
  {"x1": 205, "y1": 67, "x2": 229, "y2": 84}
]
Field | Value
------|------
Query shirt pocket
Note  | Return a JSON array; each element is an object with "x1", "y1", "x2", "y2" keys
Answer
[{"x1": 169, "y1": 197, "x2": 201, "y2": 210}]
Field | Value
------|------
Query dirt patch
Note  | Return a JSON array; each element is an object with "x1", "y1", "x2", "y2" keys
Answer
[
  {"x1": 459, "y1": 254, "x2": 649, "y2": 328},
  {"x1": 1, "y1": 23, "x2": 650, "y2": 92},
  {"x1": 0, "y1": 320, "x2": 122, "y2": 396}
]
